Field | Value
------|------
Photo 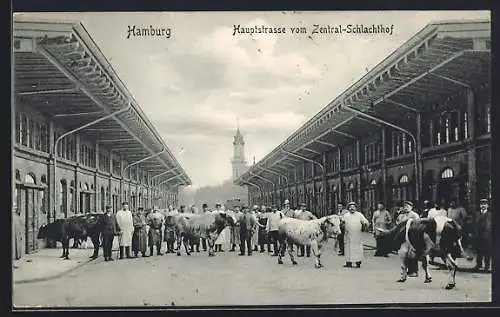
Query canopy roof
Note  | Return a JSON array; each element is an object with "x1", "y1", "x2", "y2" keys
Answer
[
  {"x1": 236, "y1": 19, "x2": 490, "y2": 186},
  {"x1": 13, "y1": 18, "x2": 191, "y2": 187}
]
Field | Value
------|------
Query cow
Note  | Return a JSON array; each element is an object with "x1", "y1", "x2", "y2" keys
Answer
[
  {"x1": 277, "y1": 215, "x2": 341, "y2": 268},
  {"x1": 37, "y1": 213, "x2": 105, "y2": 260},
  {"x1": 166, "y1": 212, "x2": 236, "y2": 257},
  {"x1": 376, "y1": 216, "x2": 467, "y2": 290}
]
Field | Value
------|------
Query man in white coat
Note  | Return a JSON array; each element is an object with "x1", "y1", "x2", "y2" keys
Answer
[
  {"x1": 214, "y1": 203, "x2": 229, "y2": 252},
  {"x1": 116, "y1": 201, "x2": 134, "y2": 259},
  {"x1": 342, "y1": 201, "x2": 369, "y2": 268}
]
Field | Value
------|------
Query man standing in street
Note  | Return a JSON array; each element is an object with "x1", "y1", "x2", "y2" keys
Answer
[
  {"x1": 396, "y1": 201, "x2": 420, "y2": 276},
  {"x1": 474, "y1": 198, "x2": 492, "y2": 272},
  {"x1": 200, "y1": 203, "x2": 209, "y2": 252},
  {"x1": 164, "y1": 206, "x2": 178, "y2": 254},
  {"x1": 239, "y1": 206, "x2": 256, "y2": 256},
  {"x1": 342, "y1": 202, "x2": 369, "y2": 268},
  {"x1": 132, "y1": 207, "x2": 149, "y2": 258},
  {"x1": 296, "y1": 202, "x2": 317, "y2": 257},
  {"x1": 214, "y1": 203, "x2": 227, "y2": 252},
  {"x1": 266, "y1": 206, "x2": 284, "y2": 256},
  {"x1": 336, "y1": 203, "x2": 348, "y2": 256},
  {"x1": 250, "y1": 205, "x2": 260, "y2": 252},
  {"x1": 229, "y1": 205, "x2": 242, "y2": 252},
  {"x1": 282, "y1": 200, "x2": 294, "y2": 217},
  {"x1": 372, "y1": 202, "x2": 392, "y2": 257},
  {"x1": 396, "y1": 201, "x2": 420, "y2": 225},
  {"x1": 421, "y1": 200, "x2": 431, "y2": 218},
  {"x1": 147, "y1": 207, "x2": 164, "y2": 256},
  {"x1": 116, "y1": 201, "x2": 134, "y2": 260},
  {"x1": 102, "y1": 205, "x2": 118, "y2": 261}
]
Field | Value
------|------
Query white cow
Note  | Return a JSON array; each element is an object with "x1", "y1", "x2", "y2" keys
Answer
[{"x1": 277, "y1": 215, "x2": 341, "y2": 268}]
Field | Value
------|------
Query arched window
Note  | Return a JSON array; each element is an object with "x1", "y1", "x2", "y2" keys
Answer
[
  {"x1": 83, "y1": 183, "x2": 89, "y2": 191},
  {"x1": 41, "y1": 175, "x2": 47, "y2": 184},
  {"x1": 348, "y1": 182, "x2": 354, "y2": 190},
  {"x1": 25, "y1": 173, "x2": 36, "y2": 184},
  {"x1": 399, "y1": 174, "x2": 409, "y2": 184},
  {"x1": 441, "y1": 168, "x2": 454, "y2": 180},
  {"x1": 370, "y1": 179, "x2": 377, "y2": 186},
  {"x1": 15, "y1": 169, "x2": 21, "y2": 182}
]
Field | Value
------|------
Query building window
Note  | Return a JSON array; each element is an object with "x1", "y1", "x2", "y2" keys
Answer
[
  {"x1": 370, "y1": 179, "x2": 377, "y2": 185},
  {"x1": 441, "y1": 168, "x2": 454, "y2": 179},
  {"x1": 25, "y1": 173, "x2": 36, "y2": 184},
  {"x1": 364, "y1": 143, "x2": 380, "y2": 164},
  {"x1": 399, "y1": 174, "x2": 409, "y2": 184},
  {"x1": 445, "y1": 116, "x2": 450, "y2": 143},
  {"x1": 392, "y1": 132, "x2": 413, "y2": 157},
  {"x1": 343, "y1": 148, "x2": 355, "y2": 169}
]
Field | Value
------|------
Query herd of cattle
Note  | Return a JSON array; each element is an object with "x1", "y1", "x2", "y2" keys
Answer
[{"x1": 37, "y1": 209, "x2": 468, "y2": 290}]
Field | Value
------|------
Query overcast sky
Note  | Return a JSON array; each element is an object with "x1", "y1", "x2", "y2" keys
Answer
[{"x1": 17, "y1": 11, "x2": 489, "y2": 188}]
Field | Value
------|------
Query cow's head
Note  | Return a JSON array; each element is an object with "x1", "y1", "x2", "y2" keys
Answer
[
  {"x1": 440, "y1": 219, "x2": 463, "y2": 257},
  {"x1": 376, "y1": 220, "x2": 408, "y2": 254},
  {"x1": 37, "y1": 224, "x2": 48, "y2": 239},
  {"x1": 320, "y1": 215, "x2": 341, "y2": 238},
  {"x1": 220, "y1": 212, "x2": 236, "y2": 227}
]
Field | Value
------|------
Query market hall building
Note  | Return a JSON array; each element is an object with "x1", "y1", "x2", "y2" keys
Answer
[
  {"x1": 12, "y1": 18, "x2": 191, "y2": 254},
  {"x1": 235, "y1": 20, "x2": 490, "y2": 223}
]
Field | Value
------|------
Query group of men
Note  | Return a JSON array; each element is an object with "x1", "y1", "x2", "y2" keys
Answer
[
  {"x1": 99, "y1": 202, "x2": 171, "y2": 261},
  {"x1": 97, "y1": 196, "x2": 491, "y2": 273}
]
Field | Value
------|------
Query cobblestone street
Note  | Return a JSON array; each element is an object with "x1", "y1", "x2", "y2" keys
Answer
[{"x1": 13, "y1": 240, "x2": 491, "y2": 307}]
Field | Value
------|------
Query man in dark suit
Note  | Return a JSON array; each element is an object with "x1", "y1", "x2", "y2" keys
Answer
[
  {"x1": 102, "y1": 205, "x2": 118, "y2": 261},
  {"x1": 200, "y1": 203, "x2": 209, "y2": 251},
  {"x1": 475, "y1": 198, "x2": 492, "y2": 272}
]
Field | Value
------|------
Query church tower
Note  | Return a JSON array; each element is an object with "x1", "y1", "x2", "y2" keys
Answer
[{"x1": 231, "y1": 119, "x2": 247, "y2": 181}]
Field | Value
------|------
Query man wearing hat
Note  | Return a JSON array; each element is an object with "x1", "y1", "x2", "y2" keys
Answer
[
  {"x1": 342, "y1": 201, "x2": 369, "y2": 268},
  {"x1": 371, "y1": 202, "x2": 392, "y2": 257},
  {"x1": 282, "y1": 200, "x2": 294, "y2": 217},
  {"x1": 336, "y1": 203, "x2": 348, "y2": 256},
  {"x1": 164, "y1": 206, "x2": 178, "y2": 254},
  {"x1": 239, "y1": 205, "x2": 259, "y2": 256},
  {"x1": 296, "y1": 202, "x2": 317, "y2": 257},
  {"x1": 474, "y1": 198, "x2": 492, "y2": 272},
  {"x1": 101, "y1": 205, "x2": 118, "y2": 261},
  {"x1": 214, "y1": 203, "x2": 228, "y2": 252},
  {"x1": 132, "y1": 207, "x2": 149, "y2": 258},
  {"x1": 116, "y1": 202, "x2": 134, "y2": 259},
  {"x1": 198, "y1": 203, "x2": 209, "y2": 252},
  {"x1": 395, "y1": 201, "x2": 420, "y2": 276},
  {"x1": 147, "y1": 207, "x2": 165, "y2": 256},
  {"x1": 266, "y1": 206, "x2": 284, "y2": 256},
  {"x1": 396, "y1": 201, "x2": 420, "y2": 225},
  {"x1": 229, "y1": 205, "x2": 243, "y2": 252},
  {"x1": 250, "y1": 205, "x2": 261, "y2": 252},
  {"x1": 421, "y1": 200, "x2": 431, "y2": 218}
]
